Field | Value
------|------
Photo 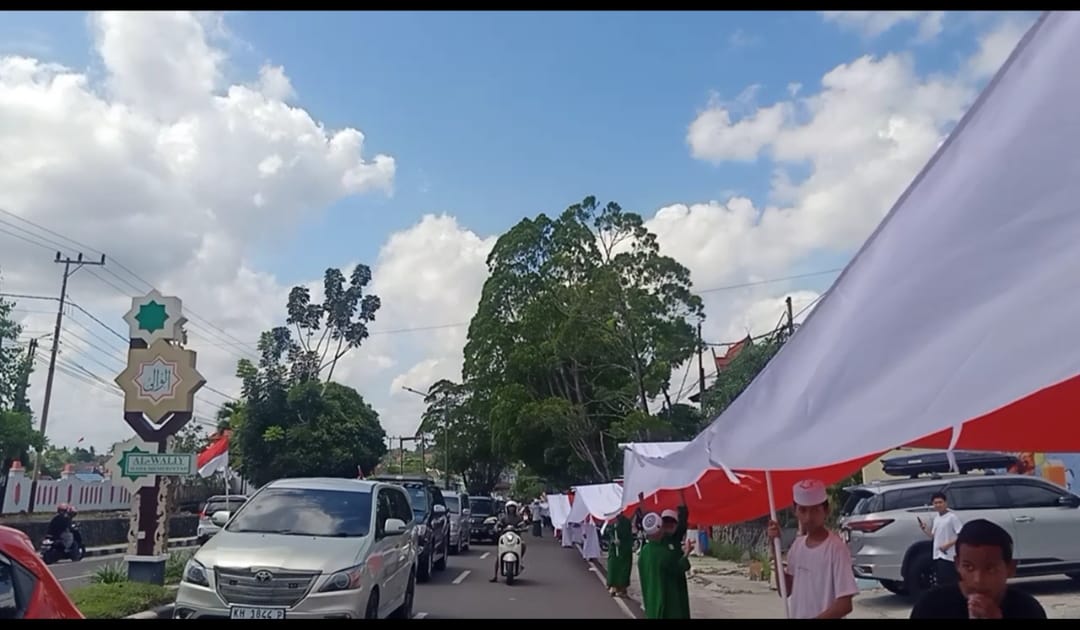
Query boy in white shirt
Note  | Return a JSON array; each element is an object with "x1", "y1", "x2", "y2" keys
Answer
[
  {"x1": 766, "y1": 478, "x2": 859, "y2": 618},
  {"x1": 917, "y1": 491, "x2": 963, "y2": 586}
]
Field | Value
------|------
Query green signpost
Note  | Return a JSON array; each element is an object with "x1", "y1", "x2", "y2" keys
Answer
[{"x1": 118, "y1": 447, "x2": 196, "y2": 480}]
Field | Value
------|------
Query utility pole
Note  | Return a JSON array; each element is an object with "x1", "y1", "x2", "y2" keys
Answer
[
  {"x1": 442, "y1": 406, "x2": 450, "y2": 490},
  {"x1": 28, "y1": 252, "x2": 106, "y2": 512},
  {"x1": 785, "y1": 296, "x2": 795, "y2": 337},
  {"x1": 697, "y1": 321, "x2": 706, "y2": 403}
]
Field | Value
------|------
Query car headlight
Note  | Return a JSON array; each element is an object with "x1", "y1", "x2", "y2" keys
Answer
[
  {"x1": 319, "y1": 564, "x2": 365, "y2": 593},
  {"x1": 183, "y1": 559, "x2": 209, "y2": 587},
  {"x1": 484, "y1": 517, "x2": 497, "y2": 525}
]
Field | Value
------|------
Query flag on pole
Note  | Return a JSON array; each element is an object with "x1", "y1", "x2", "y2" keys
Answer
[{"x1": 197, "y1": 432, "x2": 229, "y2": 478}]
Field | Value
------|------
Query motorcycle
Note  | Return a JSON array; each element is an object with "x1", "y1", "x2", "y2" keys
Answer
[
  {"x1": 599, "y1": 526, "x2": 644, "y2": 554},
  {"x1": 496, "y1": 525, "x2": 526, "y2": 585},
  {"x1": 39, "y1": 523, "x2": 85, "y2": 565}
]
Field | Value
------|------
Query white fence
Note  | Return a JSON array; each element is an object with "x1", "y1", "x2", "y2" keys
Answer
[{"x1": 2, "y1": 463, "x2": 134, "y2": 514}]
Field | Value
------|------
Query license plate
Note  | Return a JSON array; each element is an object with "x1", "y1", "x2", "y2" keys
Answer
[{"x1": 229, "y1": 606, "x2": 286, "y2": 620}]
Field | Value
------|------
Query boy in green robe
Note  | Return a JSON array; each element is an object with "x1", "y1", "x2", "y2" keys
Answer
[
  {"x1": 637, "y1": 512, "x2": 695, "y2": 619},
  {"x1": 606, "y1": 514, "x2": 634, "y2": 596}
]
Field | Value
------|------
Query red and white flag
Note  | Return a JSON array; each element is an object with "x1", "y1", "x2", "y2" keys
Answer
[{"x1": 197, "y1": 432, "x2": 229, "y2": 478}]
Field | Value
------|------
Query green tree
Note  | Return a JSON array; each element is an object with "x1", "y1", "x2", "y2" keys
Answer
[
  {"x1": 418, "y1": 379, "x2": 505, "y2": 495},
  {"x1": 285, "y1": 265, "x2": 381, "y2": 382},
  {"x1": 0, "y1": 292, "x2": 28, "y2": 411},
  {"x1": 463, "y1": 197, "x2": 703, "y2": 486}
]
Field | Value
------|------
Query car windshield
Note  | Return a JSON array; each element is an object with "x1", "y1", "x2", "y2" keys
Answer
[
  {"x1": 404, "y1": 485, "x2": 428, "y2": 517},
  {"x1": 469, "y1": 498, "x2": 493, "y2": 515},
  {"x1": 444, "y1": 495, "x2": 461, "y2": 513},
  {"x1": 225, "y1": 488, "x2": 372, "y2": 537}
]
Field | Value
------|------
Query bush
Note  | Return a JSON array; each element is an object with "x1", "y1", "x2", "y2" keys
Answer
[
  {"x1": 708, "y1": 540, "x2": 745, "y2": 562},
  {"x1": 70, "y1": 582, "x2": 175, "y2": 619},
  {"x1": 92, "y1": 562, "x2": 128, "y2": 584}
]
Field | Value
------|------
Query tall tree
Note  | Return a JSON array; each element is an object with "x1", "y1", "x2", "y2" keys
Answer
[
  {"x1": 285, "y1": 265, "x2": 381, "y2": 382},
  {"x1": 463, "y1": 197, "x2": 703, "y2": 486},
  {"x1": 0, "y1": 292, "x2": 26, "y2": 411},
  {"x1": 418, "y1": 379, "x2": 505, "y2": 495}
]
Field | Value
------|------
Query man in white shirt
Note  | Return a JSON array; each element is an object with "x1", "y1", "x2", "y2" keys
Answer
[
  {"x1": 918, "y1": 491, "x2": 963, "y2": 587},
  {"x1": 766, "y1": 479, "x2": 859, "y2": 618}
]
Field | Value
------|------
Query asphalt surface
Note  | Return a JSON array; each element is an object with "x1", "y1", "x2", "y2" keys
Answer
[
  {"x1": 49, "y1": 548, "x2": 190, "y2": 591},
  {"x1": 413, "y1": 531, "x2": 637, "y2": 619}
]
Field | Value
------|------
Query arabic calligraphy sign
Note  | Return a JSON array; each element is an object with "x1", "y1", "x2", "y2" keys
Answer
[{"x1": 116, "y1": 339, "x2": 205, "y2": 424}]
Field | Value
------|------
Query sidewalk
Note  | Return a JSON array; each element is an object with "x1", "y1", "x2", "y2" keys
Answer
[
  {"x1": 85, "y1": 536, "x2": 198, "y2": 558},
  {"x1": 593, "y1": 550, "x2": 1080, "y2": 618}
]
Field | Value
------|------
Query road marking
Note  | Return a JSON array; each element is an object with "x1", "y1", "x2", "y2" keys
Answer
[
  {"x1": 412, "y1": 612, "x2": 428, "y2": 619},
  {"x1": 587, "y1": 565, "x2": 637, "y2": 620},
  {"x1": 480, "y1": 551, "x2": 490, "y2": 559},
  {"x1": 452, "y1": 569, "x2": 470, "y2": 584}
]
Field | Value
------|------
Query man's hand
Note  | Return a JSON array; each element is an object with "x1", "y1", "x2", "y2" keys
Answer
[
  {"x1": 682, "y1": 538, "x2": 695, "y2": 556},
  {"x1": 766, "y1": 520, "x2": 781, "y2": 541},
  {"x1": 967, "y1": 594, "x2": 1003, "y2": 619},
  {"x1": 638, "y1": 492, "x2": 645, "y2": 503}
]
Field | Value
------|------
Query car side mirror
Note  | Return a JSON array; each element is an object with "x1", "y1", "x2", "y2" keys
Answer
[
  {"x1": 383, "y1": 518, "x2": 407, "y2": 536},
  {"x1": 1058, "y1": 495, "x2": 1080, "y2": 508},
  {"x1": 433, "y1": 504, "x2": 447, "y2": 515},
  {"x1": 0, "y1": 561, "x2": 18, "y2": 617},
  {"x1": 211, "y1": 510, "x2": 231, "y2": 527},
  {"x1": 462, "y1": 509, "x2": 470, "y2": 516}
]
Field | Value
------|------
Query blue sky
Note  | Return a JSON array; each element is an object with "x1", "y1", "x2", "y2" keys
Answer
[
  {"x1": 0, "y1": 11, "x2": 1038, "y2": 446},
  {"x1": 0, "y1": 11, "x2": 1002, "y2": 283}
]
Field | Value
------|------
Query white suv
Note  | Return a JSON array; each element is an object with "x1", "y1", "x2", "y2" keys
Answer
[
  {"x1": 174, "y1": 478, "x2": 418, "y2": 619},
  {"x1": 840, "y1": 473, "x2": 1080, "y2": 598}
]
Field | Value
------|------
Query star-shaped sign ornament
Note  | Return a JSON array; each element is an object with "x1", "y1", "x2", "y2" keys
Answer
[
  {"x1": 116, "y1": 340, "x2": 206, "y2": 424},
  {"x1": 105, "y1": 436, "x2": 159, "y2": 493},
  {"x1": 123, "y1": 290, "x2": 187, "y2": 345},
  {"x1": 118, "y1": 446, "x2": 150, "y2": 481}
]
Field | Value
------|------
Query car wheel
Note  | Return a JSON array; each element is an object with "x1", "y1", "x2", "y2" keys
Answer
[
  {"x1": 879, "y1": 579, "x2": 907, "y2": 595},
  {"x1": 417, "y1": 548, "x2": 433, "y2": 583},
  {"x1": 364, "y1": 589, "x2": 380, "y2": 619},
  {"x1": 903, "y1": 550, "x2": 936, "y2": 599},
  {"x1": 391, "y1": 571, "x2": 415, "y2": 619},
  {"x1": 434, "y1": 535, "x2": 448, "y2": 571}
]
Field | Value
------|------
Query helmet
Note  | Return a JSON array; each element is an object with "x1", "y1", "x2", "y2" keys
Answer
[
  {"x1": 56, "y1": 503, "x2": 70, "y2": 513},
  {"x1": 505, "y1": 500, "x2": 518, "y2": 511}
]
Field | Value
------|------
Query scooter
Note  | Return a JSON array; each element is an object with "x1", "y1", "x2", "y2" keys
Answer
[
  {"x1": 496, "y1": 525, "x2": 525, "y2": 585},
  {"x1": 39, "y1": 523, "x2": 85, "y2": 565}
]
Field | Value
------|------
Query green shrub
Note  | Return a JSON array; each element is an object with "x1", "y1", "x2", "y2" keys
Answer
[
  {"x1": 92, "y1": 562, "x2": 128, "y2": 585},
  {"x1": 707, "y1": 540, "x2": 744, "y2": 562},
  {"x1": 70, "y1": 582, "x2": 175, "y2": 619}
]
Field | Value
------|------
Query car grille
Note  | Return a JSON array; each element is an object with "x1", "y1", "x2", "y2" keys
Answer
[{"x1": 214, "y1": 567, "x2": 318, "y2": 608}]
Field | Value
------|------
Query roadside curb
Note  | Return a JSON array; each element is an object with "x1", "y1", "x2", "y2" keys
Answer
[
  {"x1": 570, "y1": 543, "x2": 642, "y2": 619},
  {"x1": 125, "y1": 603, "x2": 175, "y2": 619},
  {"x1": 85, "y1": 537, "x2": 199, "y2": 558}
]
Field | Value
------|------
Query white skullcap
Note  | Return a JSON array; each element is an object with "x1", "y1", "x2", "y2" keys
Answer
[
  {"x1": 660, "y1": 509, "x2": 679, "y2": 521},
  {"x1": 792, "y1": 479, "x2": 828, "y2": 507},
  {"x1": 642, "y1": 512, "x2": 663, "y2": 535}
]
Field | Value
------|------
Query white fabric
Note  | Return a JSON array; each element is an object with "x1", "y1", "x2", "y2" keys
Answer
[
  {"x1": 566, "y1": 483, "x2": 624, "y2": 523},
  {"x1": 784, "y1": 532, "x2": 860, "y2": 618},
  {"x1": 932, "y1": 511, "x2": 964, "y2": 561},
  {"x1": 620, "y1": 439, "x2": 723, "y2": 511},
  {"x1": 628, "y1": 13, "x2": 1080, "y2": 487},
  {"x1": 580, "y1": 522, "x2": 601, "y2": 561},
  {"x1": 561, "y1": 524, "x2": 573, "y2": 547},
  {"x1": 619, "y1": 441, "x2": 690, "y2": 458},
  {"x1": 547, "y1": 494, "x2": 572, "y2": 530},
  {"x1": 793, "y1": 479, "x2": 828, "y2": 506},
  {"x1": 570, "y1": 522, "x2": 584, "y2": 545}
]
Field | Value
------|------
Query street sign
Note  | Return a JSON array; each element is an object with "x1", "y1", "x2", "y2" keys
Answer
[
  {"x1": 115, "y1": 339, "x2": 206, "y2": 423},
  {"x1": 105, "y1": 436, "x2": 159, "y2": 492},
  {"x1": 123, "y1": 290, "x2": 187, "y2": 345},
  {"x1": 118, "y1": 447, "x2": 196, "y2": 480}
]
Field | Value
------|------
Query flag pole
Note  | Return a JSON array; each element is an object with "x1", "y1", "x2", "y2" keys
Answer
[{"x1": 765, "y1": 471, "x2": 791, "y2": 618}]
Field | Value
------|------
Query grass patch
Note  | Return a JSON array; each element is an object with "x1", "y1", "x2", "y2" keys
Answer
[
  {"x1": 165, "y1": 549, "x2": 194, "y2": 585},
  {"x1": 70, "y1": 582, "x2": 175, "y2": 619},
  {"x1": 92, "y1": 562, "x2": 128, "y2": 584},
  {"x1": 707, "y1": 540, "x2": 745, "y2": 562}
]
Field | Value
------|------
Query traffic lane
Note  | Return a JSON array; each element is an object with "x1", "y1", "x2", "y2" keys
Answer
[{"x1": 415, "y1": 533, "x2": 634, "y2": 619}]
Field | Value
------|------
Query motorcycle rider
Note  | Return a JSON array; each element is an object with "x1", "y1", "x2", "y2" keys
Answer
[
  {"x1": 46, "y1": 504, "x2": 76, "y2": 554},
  {"x1": 489, "y1": 500, "x2": 527, "y2": 582}
]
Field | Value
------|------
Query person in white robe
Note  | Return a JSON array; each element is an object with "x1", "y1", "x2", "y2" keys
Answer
[{"x1": 581, "y1": 519, "x2": 601, "y2": 561}]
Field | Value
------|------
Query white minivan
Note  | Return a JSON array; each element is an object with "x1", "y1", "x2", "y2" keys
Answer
[{"x1": 174, "y1": 478, "x2": 418, "y2": 619}]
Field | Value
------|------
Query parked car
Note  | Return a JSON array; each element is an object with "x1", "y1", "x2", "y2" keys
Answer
[
  {"x1": 840, "y1": 472, "x2": 1080, "y2": 598},
  {"x1": 0, "y1": 525, "x2": 83, "y2": 619},
  {"x1": 197, "y1": 495, "x2": 248, "y2": 545},
  {"x1": 173, "y1": 478, "x2": 417, "y2": 619},
  {"x1": 371, "y1": 475, "x2": 449, "y2": 583},
  {"x1": 467, "y1": 496, "x2": 500, "y2": 544},
  {"x1": 442, "y1": 491, "x2": 471, "y2": 555}
]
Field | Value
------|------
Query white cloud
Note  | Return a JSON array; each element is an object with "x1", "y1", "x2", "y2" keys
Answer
[{"x1": 0, "y1": 10, "x2": 395, "y2": 451}]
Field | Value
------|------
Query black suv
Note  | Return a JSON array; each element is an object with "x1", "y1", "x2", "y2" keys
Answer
[{"x1": 372, "y1": 474, "x2": 449, "y2": 582}]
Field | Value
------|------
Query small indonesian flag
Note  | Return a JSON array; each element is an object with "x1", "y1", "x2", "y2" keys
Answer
[{"x1": 197, "y1": 432, "x2": 229, "y2": 478}]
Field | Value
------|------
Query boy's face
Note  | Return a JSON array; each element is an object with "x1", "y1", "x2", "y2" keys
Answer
[
  {"x1": 662, "y1": 518, "x2": 677, "y2": 535},
  {"x1": 956, "y1": 543, "x2": 1015, "y2": 602},
  {"x1": 795, "y1": 502, "x2": 828, "y2": 531},
  {"x1": 932, "y1": 497, "x2": 948, "y2": 514}
]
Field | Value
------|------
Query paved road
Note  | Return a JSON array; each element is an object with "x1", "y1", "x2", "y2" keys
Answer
[{"x1": 413, "y1": 532, "x2": 636, "y2": 619}]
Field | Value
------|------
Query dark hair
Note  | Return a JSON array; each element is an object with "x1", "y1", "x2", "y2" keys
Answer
[
  {"x1": 956, "y1": 519, "x2": 1013, "y2": 562},
  {"x1": 931, "y1": 492, "x2": 947, "y2": 503}
]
